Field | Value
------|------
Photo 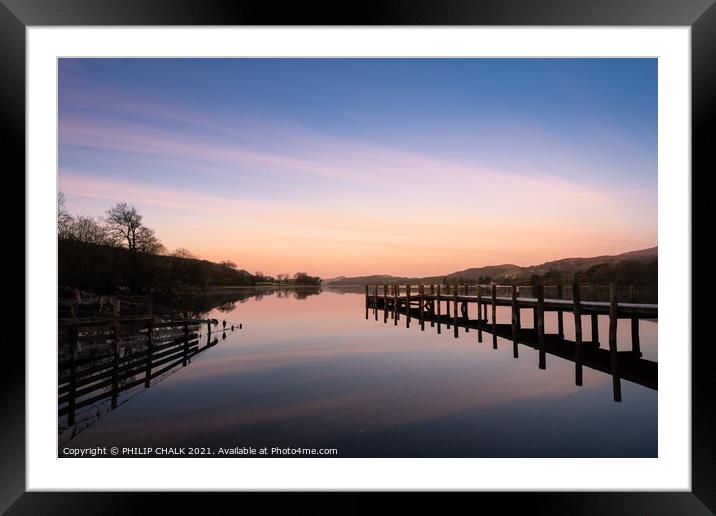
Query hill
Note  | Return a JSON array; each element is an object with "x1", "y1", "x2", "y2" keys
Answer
[
  {"x1": 59, "y1": 239, "x2": 257, "y2": 293},
  {"x1": 323, "y1": 247, "x2": 658, "y2": 286}
]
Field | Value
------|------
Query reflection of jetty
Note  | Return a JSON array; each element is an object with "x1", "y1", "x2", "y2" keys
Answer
[
  {"x1": 365, "y1": 284, "x2": 657, "y2": 402},
  {"x1": 58, "y1": 308, "x2": 240, "y2": 437}
]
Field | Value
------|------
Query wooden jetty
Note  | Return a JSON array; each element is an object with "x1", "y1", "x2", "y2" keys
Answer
[
  {"x1": 58, "y1": 308, "x2": 240, "y2": 430},
  {"x1": 365, "y1": 283, "x2": 657, "y2": 402}
]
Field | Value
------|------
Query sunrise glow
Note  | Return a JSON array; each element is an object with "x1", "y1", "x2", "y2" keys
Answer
[{"x1": 59, "y1": 58, "x2": 657, "y2": 278}]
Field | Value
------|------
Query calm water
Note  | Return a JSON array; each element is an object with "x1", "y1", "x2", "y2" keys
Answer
[{"x1": 61, "y1": 288, "x2": 657, "y2": 457}]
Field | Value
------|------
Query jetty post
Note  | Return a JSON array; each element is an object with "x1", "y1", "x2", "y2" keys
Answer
[
  {"x1": 394, "y1": 284, "x2": 399, "y2": 325},
  {"x1": 453, "y1": 285, "x2": 458, "y2": 338},
  {"x1": 511, "y1": 284, "x2": 519, "y2": 358},
  {"x1": 557, "y1": 284, "x2": 564, "y2": 338},
  {"x1": 537, "y1": 284, "x2": 546, "y2": 369},
  {"x1": 374, "y1": 285, "x2": 378, "y2": 321},
  {"x1": 630, "y1": 284, "x2": 641, "y2": 356},
  {"x1": 406, "y1": 284, "x2": 411, "y2": 328},
  {"x1": 573, "y1": 283, "x2": 583, "y2": 386},
  {"x1": 365, "y1": 285, "x2": 369, "y2": 320},
  {"x1": 591, "y1": 284, "x2": 599, "y2": 344},
  {"x1": 419, "y1": 284, "x2": 425, "y2": 331},
  {"x1": 436, "y1": 284, "x2": 442, "y2": 334},
  {"x1": 430, "y1": 284, "x2": 435, "y2": 327},
  {"x1": 477, "y1": 285, "x2": 482, "y2": 342},
  {"x1": 462, "y1": 284, "x2": 469, "y2": 333},
  {"x1": 491, "y1": 284, "x2": 497, "y2": 349},
  {"x1": 516, "y1": 286, "x2": 521, "y2": 328},
  {"x1": 609, "y1": 283, "x2": 622, "y2": 402}
]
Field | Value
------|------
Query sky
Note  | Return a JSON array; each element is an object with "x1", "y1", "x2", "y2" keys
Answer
[{"x1": 58, "y1": 58, "x2": 657, "y2": 278}]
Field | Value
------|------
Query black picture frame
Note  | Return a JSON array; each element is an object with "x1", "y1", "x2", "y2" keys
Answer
[{"x1": 1, "y1": 1, "x2": 711, "y2": 513}]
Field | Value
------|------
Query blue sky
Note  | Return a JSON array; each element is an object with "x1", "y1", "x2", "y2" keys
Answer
[{"x1": 58, "y1": 58, "x2": 657, "y2": 276}]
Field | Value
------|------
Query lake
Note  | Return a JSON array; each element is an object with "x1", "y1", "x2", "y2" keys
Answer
[{"x1": 59, "y1": 287, "x2": 657, "y2": 458}]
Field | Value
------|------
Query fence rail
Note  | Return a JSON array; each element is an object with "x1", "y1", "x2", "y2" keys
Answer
[{"x1": 58, "y1": 306, "x2": 241, "y2": 438}]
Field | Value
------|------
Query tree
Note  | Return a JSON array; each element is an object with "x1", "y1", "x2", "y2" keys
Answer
[
  {"x1": 135, "y1": 226, "x2": 166, "y2": 255},
  {"x1": 220, "y1": 259, "x2": 237, "y2": 269},
  {"x1": 67, "y1": 215, "x2": 114, "y2": 245},
  {"x1": 293, "y1": 272, "x2": 321, "y2": 286},
  {"x1": 170, "y1": 247, "x2": 197, "y2": 259},
  {"x1": 105, "y1": 202, "x2": 143, "y2": 251},
  {"x1": 57, "y1": 191, "x2": 73, "y2": 239}
]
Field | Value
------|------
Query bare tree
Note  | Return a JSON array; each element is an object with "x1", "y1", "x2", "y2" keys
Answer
[
  {"x1": 104, "y1": 202, "x2": 143, "y2": 251},
  {"x1": 135, "y1": 226, "x2": 166, "y2": 255},
  {"x1": 220, "y1": 259, "x2": 237, "y2": 269},
  {"x1": 170, "y1": 247, "x2": 197, "y2": 259},
  {"x1": 57, "y1": 191, "x2": 73, "y2": 239},
  {"x1": 67, "y1": 215, "x2": 114, "y2": 245}
]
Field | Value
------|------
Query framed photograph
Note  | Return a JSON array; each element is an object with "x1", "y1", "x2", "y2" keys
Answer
[{"x1": 2, "y1": 0, "x2": 712, "y2": 513}]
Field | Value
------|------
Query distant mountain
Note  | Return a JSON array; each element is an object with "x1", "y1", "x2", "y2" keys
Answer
[
  {"x1": 323, "y1": 247, "x2": 658, "y2": 285},
  {"x1": 322, "y1": 274, "x2": 414, "y2": 286},
  {"x1": 320, "y1": 276, "x2": 346, "y2": 284}
]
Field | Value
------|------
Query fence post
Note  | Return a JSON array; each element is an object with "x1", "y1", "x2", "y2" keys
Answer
[
  {"x1": 183, "y1": 314, "x2": 190, "y2": 367},
  {"x1": 67, "y1": 325, "x2": 79, "y2": 426},
  {"x1": 145, "y1": 321, "x2": 154, "y2": 388},
  {"x1": 111, "y1": 333, "x2": 119, "y2": 409}
]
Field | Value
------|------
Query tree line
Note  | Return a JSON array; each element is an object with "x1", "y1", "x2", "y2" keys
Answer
[
  {"x1": 59, "y1": 192, "x2": 227, "y2": 261},
  {"x1": 253, "y1": 271, "x2": 321, "y2": 286},
  {"x1": 438, "y1": 261, "x2": 657, "y2": 288},
  {"x1": 58, "y1": 193, "x2": 321, "y2": 292}
]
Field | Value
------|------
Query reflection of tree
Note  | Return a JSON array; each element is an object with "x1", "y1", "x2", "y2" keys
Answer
[
  {"x1": 216, "y1": 301, "x2": 236, "y2": 313},
  {"x1": 142, "y1": 285, "x2": 323, "y2": 314},
  {"x1": 292, "y1": 287, "x2": 321, "y2": 300}
]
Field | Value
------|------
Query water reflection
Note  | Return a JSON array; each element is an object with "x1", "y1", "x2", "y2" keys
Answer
[
  {"x1": 58, "y1": 317, "x2": 238, "y2": 443},
  {"x1": 367, "y1": 294, "x2": 657, "y2": 402},
  {"x1": 60, "y1": 288, "x2": 657, "y2": 458}
]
